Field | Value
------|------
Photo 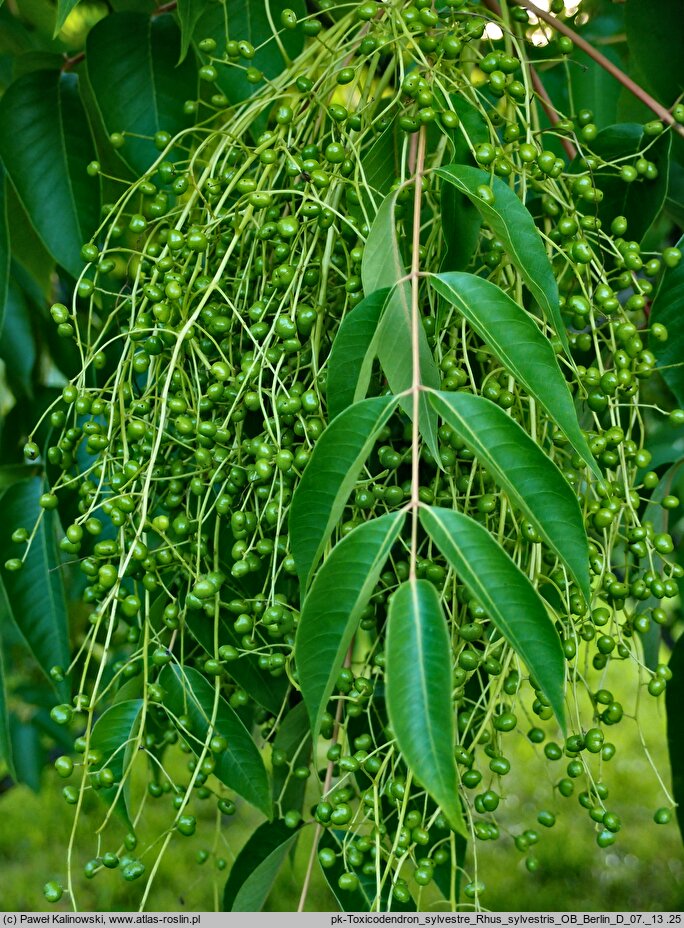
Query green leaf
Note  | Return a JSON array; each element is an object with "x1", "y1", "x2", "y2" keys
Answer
[
  {"x1": 625, "y1": 0, "x2": 684, "y2": 105},
  {"x1": 160, "y1": 664, "x2": 272, "y2": 818},
  {"x1": 431, "y1": 272, "x2": 599, "y2": 477},
  {"x1": 650, "y1": 232, "x2": 684, "y2": 406},
  {"x1": 194, "y1": 0, "x2": 305, "y2": 108},
  {"x1": 361, "y1": 190, "x2": 442, "y2": 462},
  {"x1": 184, "y1": 609, "x2": 287, "y2": 715},
  {"x1": 296, "y1": 511, "x2": 405, "y2": 739},
  {"x1": 86, "y1": 13, "x2": 197, "y2": 176},
  {"x1": 271, "y1": 702, "x2": 311, "y2": 817},
  {"x1": 436, "y1": 164, "x2": 566, "y2": 349},
  {"x1": 0, "y1": 477, "x2": 69, "y2": 699},
  {"x1": 386, "y1": 578, "x2": 466, "y2": 836},
  {"x1": 570, "y1": 48, "x2": 622, "y2": 128},
  {"x1": 8, "y1": 713, "x2": 43, "y2": 791},
  {"x1": 222, "y1": 820, "x2": 301, "y2": 911},
  {"x1": 326, "y1": 288, "x2": 389, "y2": 421},
  {"x1": 318, "y1": 829, "x2": 416, "y2": 912},
  {"x1": 90, "y1": 699, "x2": 144, "y2": 828},
  {"x1": 53, "y1": 0, "x2": 80, "y2": 36},
  {"x1": 176, "y1": 0, "x2": 205, "y2": 61},
  {"x1": 289, "y1": 394, "x2": 399, "y2": 593},
  {"x1": 0, "y1": 164, "x2": 8, "y2": 331},
  {"x1": 0, "y1": 265, "x2": 37, "y2": 398},
  {"x1": 666, "y1": 631, "x2": 684, "y2": 843},
  {"x1": 0, "y1": 632, "x2": 15, "y2": 779},
  {"x1": 429, "y1": 391, "x2": 589, "y2": 601},
  {"x1": 361, "y1": 123, "x2": 400, "y2": 211},
  {"x1": 0, "y1": 70, "x2": 99, "y2": 277},
  {"x1": 587, "y1": 124, "x2": 671, "y2": 243},
  {"x1": 420, "y1": 506, "x2": 566, "y2": 730}
]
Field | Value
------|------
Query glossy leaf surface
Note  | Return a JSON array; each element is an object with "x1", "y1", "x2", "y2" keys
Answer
[
  {"x1": 290, "y1": 394, "x2": 399, "y2": 592},
  {"x1": 437, "y1": 164, "x2": 565, "y2": 346},
  {"x1": 386, "y1": 578, "x2": 466, "y2": 835},
  {"x1": 161, "y1": 665, "x2": 271, "y2": 818},
  {"x1": 222, "y1": 820, "x2": 301, "y2": 911},
  {"x1": 296, "y1": 511, "x2": 405, "y2": 738},
  {"x1": 0, "y1": 69, "x2": 98, "y2": 277},
  {"x1": 86, "y1": 13, "x2": 196, "y2": 175},
  {"x1": 420, "y1": 507, "x2": 566, "y2": 729},
  {"x1": 326, "y1": 287, "x2": 388, "y2": 421},
  {"x1": 430, "y1": 391, "x2": 589, "y2": 601},
  {"x1": 431, "y1": 272, "x2": 598, "y2": 476}
]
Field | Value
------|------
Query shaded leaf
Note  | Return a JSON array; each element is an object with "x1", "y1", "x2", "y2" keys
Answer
[
  {"x1": 160, "y1": 664, "x2": 272, "y2": 818},
  {"x1": 0, "y1": 626, "x2": 15, "y2": 779},
  {"x1": 0, "y1": 478, "x2": 69, "y2": 699},
  {"x1": 318, "y1": 829, "x2": 416, "y2": 912},
  {"x1": 0, "y1": 267, "x2": 36, "y2": 398},
  {"x1": 625, "y1": 0, "x2": 684, "y2": 105},
  {"x1": 0, "y1": 164, "x2": 8, "y2": 331},
  {"x1": 650, "y1": 232, "x2": 684, "y2": 406},
  {"x1": 194, "y1": 0, "x2": 305, "y2": 108},
  {"x1": 176, "y1": 0, "x2": 205, "y2": 61},
  {"x1": 386, "y1": 578, "x2": 467, "y2": 835},
  {"x1": 8, "y1": 713, "x2": 43, "y2": 791},
  {"x1": 223, "y1": 820, "x2": 301, "y2": 911},
  {"x1": 588, "y1": 124, "x2": 670, "y2": 243},
  {"x1": 90, "y1": 699, "x2": 144, "y2": 828},
  {"x1": 666, "y1": 631, "x2": 684, "y2": 842},
  {"x1": 431, "y1": 272, "x2": 599, "y2": 476},
  {"x1": 433, "y1": 832, "x2": 467, "y2": 905},
  {"x1": 86, "y1": 13, "x2": 197, "y2": 176},
  {"x1": 271, "y1": 702, "x2": 311, "y2": 817},
  {"x1": 326, "y1": 288, "x2": 389, "y2": 421},
  {"x1": 184, "y1": 609, "x2": 287, "y2": 715},
  {"x1": 430, "y1": 391, "x2": 589, "y2": 601},
  {"x1": 0, "y1": 69, "x2": 99, "y2": 277},
  {"x1": 290, "y1": 394, "x2": 399, "y2": 593},
  {"x1": 436, "y1": 164, "x2": 566, "y2": 348},
  {"x1": 296, "y1": 511, "x2": 405, "y2": 739},
  {"x1": 570, "y1": 48, "x2": 622, "y2": 128},
  {"x1": 420, "y1": 506, "x2": 566, "y2": 730}
]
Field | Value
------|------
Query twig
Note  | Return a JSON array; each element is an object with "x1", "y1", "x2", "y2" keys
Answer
[{"x1": 512, "y1": 0, "x2": 684, "y2": 138}]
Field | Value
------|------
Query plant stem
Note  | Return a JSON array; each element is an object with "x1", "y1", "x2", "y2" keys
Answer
[
  {"x1": 409, "y1": 126, "x2": 427, "y2": 582},
  {"x1": 511, "y1": 0, "x2": 684, "y2": 137}
]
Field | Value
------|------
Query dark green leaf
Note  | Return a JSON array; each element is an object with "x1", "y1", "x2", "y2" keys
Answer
[
  {"x1": 160, "y1": 664, "x2": 272, "y2": 818},
  {"x1": 431, "y1": 272, "x2": 599, "y2": 477},
  {"x1": 386, "y1": 578, "x2": 467, "y2": 836},
  {"x1": 176, "y1": 0, "x2": 205, "y2": 61},
  {"x1": 0, "y1": 465, "x2": 39, "y2": 490},
  {"x1": 194, "y1": 0, "x2": 305, "y2": 108},
  {"x1": 222, "y1": 820, "x2": 301, "y2": 911},
  {"x1": 666, "y1": 631, "x2": 684, "y2": 842},
  {"x1": 429, "y1": 391, "x2": 589, "y2": 601},
  {"x1": 8, "y1": 713, "x2": 43, "y2": 791},
  {"x1": 420, "y1": 507, "x2": 566, "y2": 730},
  {"x1": 650, "y1": 232, "x2": 684, "y2": 406},
  {"x1": 0, "y1": 164, "x2": 8, "y2": 331},
  {"x1": 433, "y1": 832, "x2": 467, "y2": 905},
  {"x1": 361, "y1": 123, "x2": 400, "y2": 211},
  {"x1": 54, "y1": 0, "x2": 80, "y2": 37},
  {"x1": 90, "y1": 699, "x2": 144, "y2": 827},
  {"x1": 588, "y1": 124, "x2": 670, "y2": 243},
  {"x1": 290, "y1": 394, "x2": 399, "y2": 593},
  {"x1": 0, "y1": 266, "x2": 37, "y2": 398},
  {"x1": 271, "y1": 702, "x2": 311, "y2": 817},
  {"x1": 326, "y1": 288, "x2": 389, "y2": 421},
  {"x1": 296, "y1": 511, "x2": 405, "y2": 738},
  {"x1": 0, "y1": 631, "x2": 15, "y2": 779},
  {"x1": 0, "y1": 70, "x2": 99, "y2": 277},
  {"x1": 0, "y1": 478, "x2": 69, "y2": 698},
  {"x1": 361, "y1": 191, "x2": 442, "y2": 461},
  {"x1": 184, "y1": 609, "x2": 287, "y2": 715},
  {"x1": 86, "y1": 13, "x2": 197, "y2": 176},
  {"x1": 570, "y1": 48, "x2": 622, "y2": 127},
  {"x1": 436, "y1": 164, "x2": 566, "y2": 348},
  {"x1": 625, "y1": 0, "x2": 684, "y2": 105},
  {"x1": 318, "y1": 829, "x2": 416, "y2": 912}
]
